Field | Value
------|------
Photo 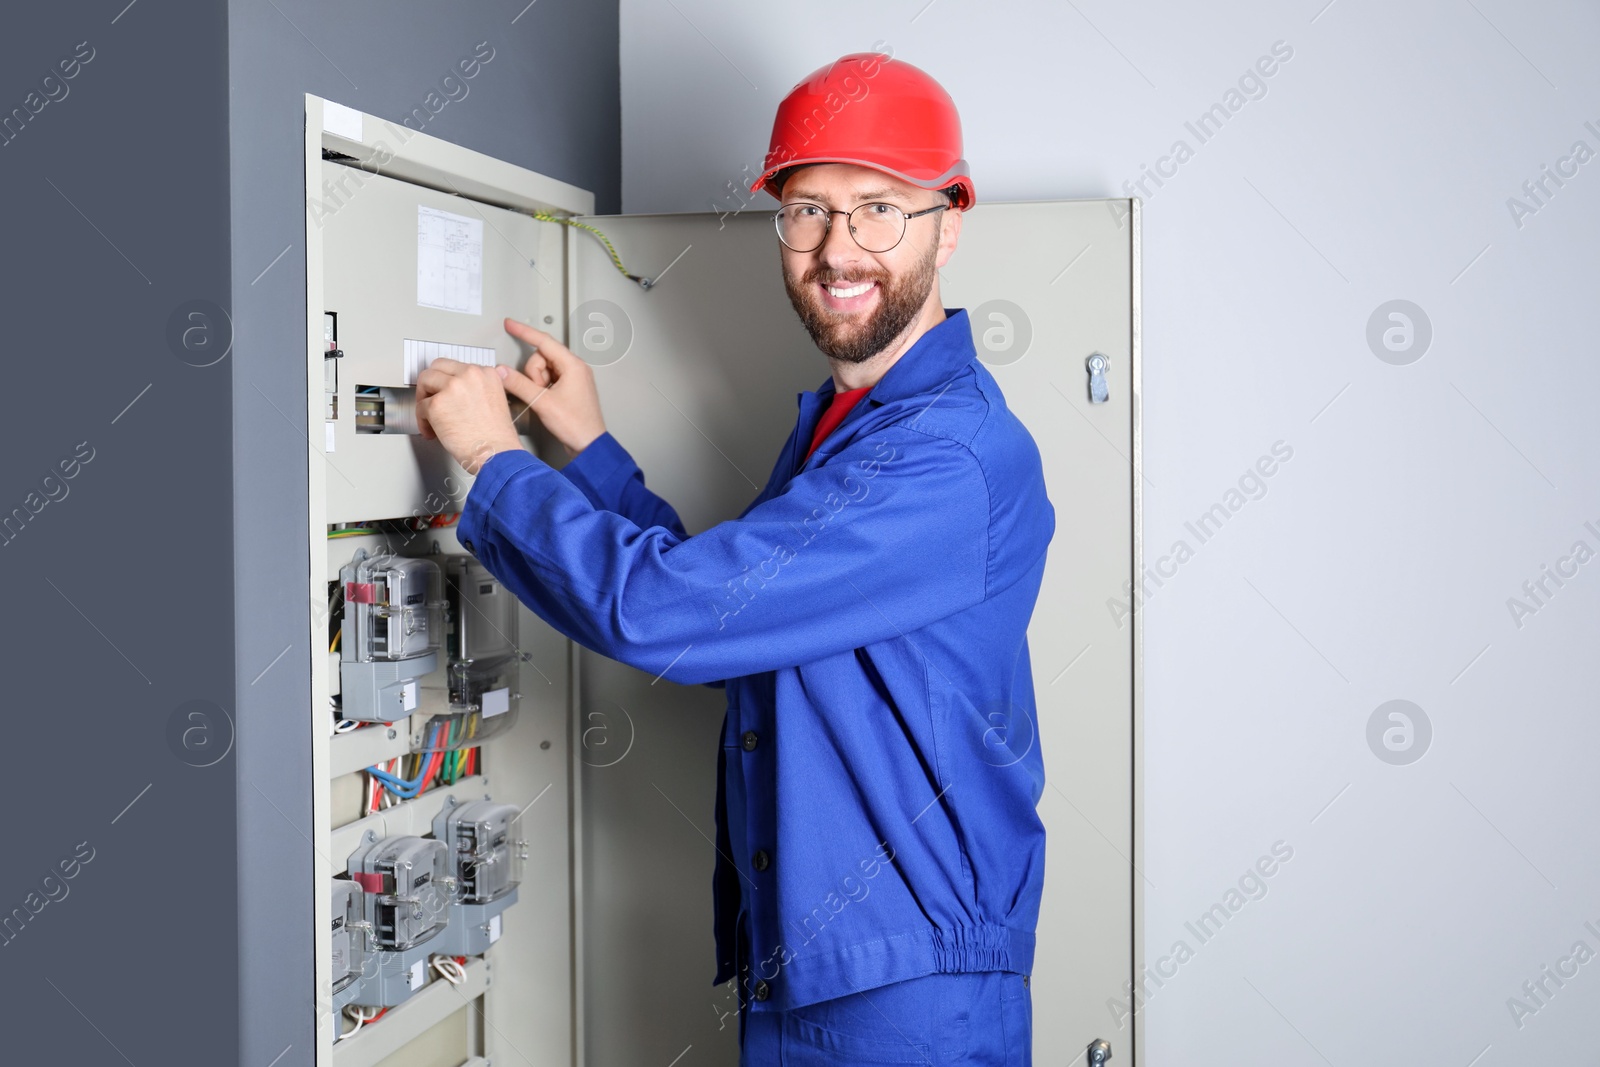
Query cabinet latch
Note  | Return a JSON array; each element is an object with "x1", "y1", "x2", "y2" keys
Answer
[{"x1": 1086, "y1": 353, "x2": 1110, "y2": 403}]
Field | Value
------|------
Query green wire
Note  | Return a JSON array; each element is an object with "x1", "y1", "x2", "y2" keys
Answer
[
  {"x1": 452, "y1": 717, "x2": 466, "y2": 781},
  {"x1": 444, "y1": 716, "x2": 459, "y2": 783},
  {"x1": 529, "y1": 210, "x2": 654, "y2": 290}
]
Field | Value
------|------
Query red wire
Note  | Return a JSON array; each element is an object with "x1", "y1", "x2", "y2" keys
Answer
[
  {"x1": 416, "y1": 724, "x2": 445, "y2": 795},
  {"x1": 365, "y1": 727, "x2": 469, "y2": 811}
]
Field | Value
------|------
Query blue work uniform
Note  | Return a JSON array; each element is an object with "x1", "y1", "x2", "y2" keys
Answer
[{"x1": 457, "y1": 307, "x2": 1054, "y2": 1053}]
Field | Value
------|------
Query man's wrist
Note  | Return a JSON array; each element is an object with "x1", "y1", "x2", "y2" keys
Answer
[
  {"x1": 564, "y1": 425, "x2": 607, "y2": 460},
  {"x1": 464, "y1": 433, "x2": 525, "y2": 475}
]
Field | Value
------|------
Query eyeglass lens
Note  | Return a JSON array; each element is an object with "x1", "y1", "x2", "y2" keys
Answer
[{"x1": 777, "y1": 203, "x2": 908, "y2": 253}]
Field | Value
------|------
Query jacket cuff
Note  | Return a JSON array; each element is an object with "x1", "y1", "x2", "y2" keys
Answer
[
  {"x1": 556, "y1": 431, "x2": 637, "y2": 511},
  {"x1": 457, "y1": 448, "x2": 548, "y2": 557}
]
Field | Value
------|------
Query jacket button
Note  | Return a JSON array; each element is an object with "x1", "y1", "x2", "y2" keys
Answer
[
  {"x1": 742, "y1": 730, "x2": 759, "y2": 751},
  {"x1": 462, "y1": 538, "x2": 475, "y2": 555},
  {"x1": 752, "y1": 849, "x2": 770, "y2": 872},
  {"x1": 753, "y1": 979, "x2": 770, "y2": 1001}
]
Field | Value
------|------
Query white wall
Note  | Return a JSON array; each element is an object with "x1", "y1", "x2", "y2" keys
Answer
[{"x1": 619, "y1": 2, "x2": 1600, "y2": 1062}]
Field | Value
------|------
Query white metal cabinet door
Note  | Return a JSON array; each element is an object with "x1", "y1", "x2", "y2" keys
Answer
[
  {"x1": 563, "y1": 211, "x2": 822, "y2": 1067},
  {"x1": 566, "y1": 201, "x2": 1139, "y2": 1065},
  {"x1": 938, "y1": 198, "x2": 1140, "y2": 1064}
]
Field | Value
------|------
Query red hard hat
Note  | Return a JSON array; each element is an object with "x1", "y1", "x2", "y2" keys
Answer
[{"x1": 749, "y1": 52, "x2": 975, "y2": 210}]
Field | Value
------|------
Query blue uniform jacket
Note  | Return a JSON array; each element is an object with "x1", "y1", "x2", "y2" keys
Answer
[{"x1": 456, "y1": 307, "x2": 1056, "y2": 1012}]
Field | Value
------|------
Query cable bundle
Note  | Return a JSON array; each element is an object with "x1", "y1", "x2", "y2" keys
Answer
[{"x1": 363, "y1": 716, "x2": 482, "y2": 814}]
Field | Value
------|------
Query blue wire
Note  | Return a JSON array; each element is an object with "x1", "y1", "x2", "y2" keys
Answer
[
  {"x1": 366, "y1": 723, "x2": 441, "y2": 799},
  {"x1": 367, "y1": 770, "x2": 422, "y2": 799},
  {"x1": 366, "y1": 766, "x2": 425, "y2": 799}
]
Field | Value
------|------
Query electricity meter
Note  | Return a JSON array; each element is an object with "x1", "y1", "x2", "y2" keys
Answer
[
  {"x1": 330, "y1": 878, "x2": 370, "y2": 1011},
  {"x1": 434, "y1": 799, "x2": 525, "y2": 903},
  {"x1": 345, "y1": 835, "x2": 454, "y2": 951},
  {"x1": 343, "y1": 549, "x2": 442, "y2": 661},
  {"x1": 431, "y1": 796, "x2": 527, "y2": 956},
  {"x1": 442, "y1": 554, "x2": 519, "y2": 718},
  {"x1": 339, "y1": 549, "x2": 444, "y2": 721},
  {"x1": 340, "y1": 835, "x2": 456, "y2": 1009}
]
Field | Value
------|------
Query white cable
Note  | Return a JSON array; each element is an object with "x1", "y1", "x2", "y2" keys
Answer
[
  {"x1": 429, "y1": 954, "x2": 466, "y2": 985},
  {"x1": 341, "y1": 1003, "x2": 380, "y2": 1038}
]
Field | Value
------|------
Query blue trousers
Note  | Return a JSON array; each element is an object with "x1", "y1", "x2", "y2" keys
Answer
[{"x1": 738, "y1": 970, "x2": 1033, "y2": 1065}]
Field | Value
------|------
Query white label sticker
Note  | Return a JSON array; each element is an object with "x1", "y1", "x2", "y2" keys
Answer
[
  {"x1": 401, "y1": 680, "x2": 418, "y2": 712},
  {"x1": 324, "y1": 421, "x2": 336, "y2": 453},
  {"x1": 403, "y1": 338, "x2": 496, "y2": 385},
  {"x1": 481, "y1": 687, "x2": 510, "y2": 719},
  {"x1": 322, "y1": 100, "x2": 364, "y2": 142},
  {"x1": 488, "y1": 913, "x2": 502, "y2": 943},
  {"x1": 408, "y1": 958, "x2": 425, "y2": 989},
  {"x1": 417, "y1": 206, "x2": 483, "y2": 316}
]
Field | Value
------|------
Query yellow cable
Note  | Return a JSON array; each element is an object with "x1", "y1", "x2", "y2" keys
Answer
[{"x1": 528, "y1": 211, "x2": 654, "y2": 289}]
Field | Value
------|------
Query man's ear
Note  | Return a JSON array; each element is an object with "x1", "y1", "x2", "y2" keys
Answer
[{"x1": 934, "y1": 204, "x2": 962, "y2": 269}]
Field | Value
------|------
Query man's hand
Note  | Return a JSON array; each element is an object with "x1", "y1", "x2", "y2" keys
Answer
[
  {"x1": 501, "y1": 318, "x2": 607, "y2": 459},
  {"x1": 414, "y1": 359, "x2": 524, "y2": 475}
]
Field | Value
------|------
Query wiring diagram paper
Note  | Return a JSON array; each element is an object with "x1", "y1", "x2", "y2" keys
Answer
[{"x1": 416, "y1": 205, "x2": 483, "y2": 315}]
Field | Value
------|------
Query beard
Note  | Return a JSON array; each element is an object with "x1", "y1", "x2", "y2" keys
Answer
[{"x1": 782, "y1": 239, "x2": 938, "y2": 365}]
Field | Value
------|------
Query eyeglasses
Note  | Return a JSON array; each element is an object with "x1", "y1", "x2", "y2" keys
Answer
[{"x1": 773, "y1": 199, "x2": 950, "y2": 254}]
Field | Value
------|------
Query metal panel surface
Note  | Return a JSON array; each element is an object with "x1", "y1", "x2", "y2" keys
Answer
[{"x1": 567, "y1": 201, "x2": 1140, "y2": 1063}]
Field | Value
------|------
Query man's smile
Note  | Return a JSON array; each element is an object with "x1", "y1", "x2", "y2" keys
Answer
[{"x1": 817, "y1": 278, "x2": 879, "y2": 312}]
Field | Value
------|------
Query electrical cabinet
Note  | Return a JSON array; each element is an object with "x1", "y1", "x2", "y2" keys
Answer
[{"x1": 302, "y1": 94, "x2": 1142, "y2": 1067}]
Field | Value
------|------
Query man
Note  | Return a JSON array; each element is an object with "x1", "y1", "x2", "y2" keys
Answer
[{"x1": 416, "y1": 52, "x2": 1054, "y2": 1065}]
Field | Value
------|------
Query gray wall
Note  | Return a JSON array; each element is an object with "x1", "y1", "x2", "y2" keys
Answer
[
  {"x1": 228, "y1": 3, "x2": 617, "y2": 1063},
  {"x1": 0, "y1": 3, "x2": 618, "y2": 1064},
  {"x1": 620, "y1": 2, "x2": 1600, "y2": 1063},
  {"x1": 0, "y1": 4, "x2": 237, "y2": 1062}
]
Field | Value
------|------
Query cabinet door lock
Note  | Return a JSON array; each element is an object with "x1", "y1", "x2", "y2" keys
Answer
[{"x1": 1086, "y1": 353, "x2": 1110, "y2": 403}]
